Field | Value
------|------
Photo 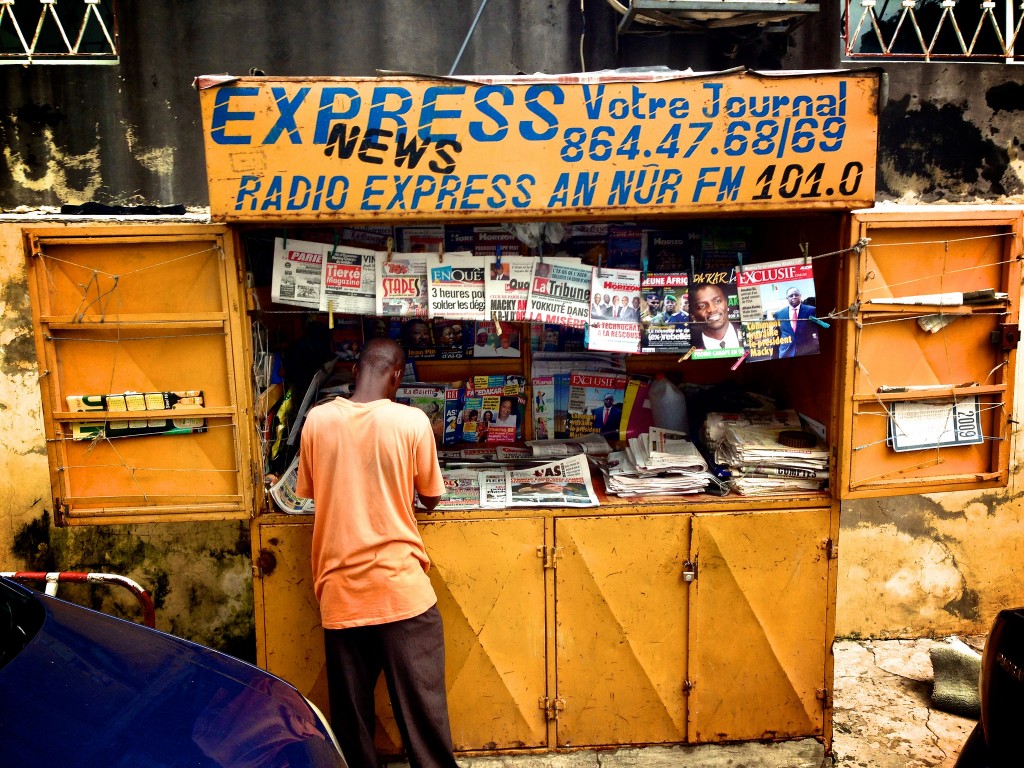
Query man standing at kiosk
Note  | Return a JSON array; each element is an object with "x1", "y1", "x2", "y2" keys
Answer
[{"x1": 297, "y1": 337, "x2": 457, "y2": 768}]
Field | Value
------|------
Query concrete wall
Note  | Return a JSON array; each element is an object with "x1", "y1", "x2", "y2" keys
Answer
[{"x1": 3, "y1": 1, "x2": 1024, "y2": 649}]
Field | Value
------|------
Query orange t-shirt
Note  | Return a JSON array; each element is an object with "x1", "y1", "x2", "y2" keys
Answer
[{"x1": 296, "y1": 397, "x2": 446, "y2": 629}]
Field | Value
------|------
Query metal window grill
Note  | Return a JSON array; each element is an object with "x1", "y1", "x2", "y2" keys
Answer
[
  {"x1": 843, "y1": 0, "x2": 1024, "y2": 62},
  {"x1": 0, "y1": 0, "x2": 118, "y2": 64}
]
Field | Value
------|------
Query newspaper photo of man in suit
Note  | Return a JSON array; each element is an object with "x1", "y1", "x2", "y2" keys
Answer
[{"x1": 774, "y1": 286, "x2": 820, "y2": 357}]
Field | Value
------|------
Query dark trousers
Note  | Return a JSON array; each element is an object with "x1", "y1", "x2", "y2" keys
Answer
[{"x1": 324, "y1": 605, "x2": 458, "y2": 768}]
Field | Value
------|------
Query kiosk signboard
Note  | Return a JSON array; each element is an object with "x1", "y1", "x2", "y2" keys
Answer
[{"x1": 196, "y1": 70, "x2": 882, "y2": 222}]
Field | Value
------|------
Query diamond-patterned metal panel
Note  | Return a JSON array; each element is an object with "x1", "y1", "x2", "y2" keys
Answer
[
  {"x1": 421, "y1": 518, "x2": 548, "y2": 751},
  {"x1": 554, "y1": 514, "x2": 690, "y2": 747},
  {"x1": 688, "y1": 508, "x2": 830, "y2": 742}
]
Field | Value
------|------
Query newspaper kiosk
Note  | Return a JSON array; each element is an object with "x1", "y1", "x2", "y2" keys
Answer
[{"x1": 20, "y1": 69, "x2": 1022, "y2": 755}]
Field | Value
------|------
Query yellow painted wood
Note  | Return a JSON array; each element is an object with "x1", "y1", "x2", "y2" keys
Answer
[
  {"x1": 421, "y1": 518, "x2": 548, "y2": 751},
  {"x1": 554, "y1": 514, "x2": 690, "y2": 747},
  {"x1": 688, "y1": 507, "x2": 831, "y2": 742},
  {"x1": 254, "y1": 516, "x2": 548, "y2": 755},
  {"x1": 838, "y1": 211, "x2": 1022, "y2": 498},
  {"x1": 22, "y1": 225, "x2": 254, "y2": 524}
]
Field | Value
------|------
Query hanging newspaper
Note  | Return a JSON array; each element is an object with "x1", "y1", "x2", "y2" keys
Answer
[
  {"x1": 690, "y1": 262, "x2": 745, "y2": 359},
  {"x1": 588, "y1": 267, "x2": 642, "y2": 353},
  {"x1": 484, "y1": 255, "x2": 535, "y2": 321},
  {"x1": 375, "y1": 251, "x2": 429, "y2": 317},
  {"x1": 736, "y1": 257, "x2": 820, "y2": 362},
  {"x1": 506, "y1": 453, "x2": 599, "y2": 507},
  {"x1": 485, "y1": 255, "x2": 583, "y2": 321},
  {"x1": 318, "y1": 244, "x2": 376, "y2": 315},
  {"x1": 639, "y1": 270, "x2": 691, "y2": 353},
  {"x1": 425, "y1": 251, "x2": 486, "y2": 320},
  {"x1": 271, "y1": 237, "x2": 324, "y2": 309},
  {"x1": 525, "y1": 261, "x2": 593, "y2": 328}
]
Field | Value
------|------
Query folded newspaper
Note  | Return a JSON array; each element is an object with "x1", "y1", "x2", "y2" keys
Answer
[{"x1": 506, "y1": 453, "x2": 599, "y2": 507}]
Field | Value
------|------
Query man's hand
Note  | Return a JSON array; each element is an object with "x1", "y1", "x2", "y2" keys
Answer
[{"x1": 418, "y1": 494, "x2": 442, "y2": 511}]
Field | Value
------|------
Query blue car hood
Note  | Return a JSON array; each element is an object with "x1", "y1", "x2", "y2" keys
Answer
[{"x1": 0, "y1": 579, "x2": 342, "y2": 767}]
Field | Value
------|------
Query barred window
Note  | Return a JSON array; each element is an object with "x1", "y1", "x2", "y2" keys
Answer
[
  {"x1": 0, "y1": 0, "x2": 118, "y2": 65},
  {"x1": 843, "y1": 0, "x2": 1024, "y2": 62}
]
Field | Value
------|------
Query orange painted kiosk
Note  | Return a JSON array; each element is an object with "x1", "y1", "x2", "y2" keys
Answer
[{"x1": 21, "y1": 68, "x2": 1022, "y2": 755}]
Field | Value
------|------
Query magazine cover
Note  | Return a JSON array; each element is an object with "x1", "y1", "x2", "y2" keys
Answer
[
  {"x1": 532, "y1": 375, "x2": 556, "y2": 442},
  {"x1": 425, "y1": 251, "x2": 486, "y2": 320},
  {"x1": 588, "y1": 267, "x2": 642, "y2": 354},
  {"x1": 374, "y1": 251, "x2": 429, "y2": 317},
  {"x1": 506, "y1": 453, "x2": 599, "y2": 508},
  {"x1": 529, "y1": 323, "x2": 586, "y2": 352},
  {"x1": 474, "y1": 226, "x2": 525, "y2": 259},
  {"x1": 618, "y1": 377, "x2": 654, "y2": 441},
  {"x1": 639, "y1": 271, "x2": 691, "y2": 353},
  {"x1": 331, "y1": 318, "x2": 363, "y2": 361},
  {"x1": 318, "y1": 244, "x2": 376, "y2": 315},
  {"x1": 443, "y1": 225, "x2": 475, "y2": 254},
  {"x1": 566, "y1": 371, "x2": 630, "y2": 440},
  {"x1": 736, "y1": 258, "x2": 820, "y2": 361},
  {"x1": 606, "y1": 224, "x2": 642, "y2": 269},
  {"x1": 396, "y1": 385, "x2": 446, "y2": 443},
  {"x1": 398, "y1": 226, "x2": 445, "y2": 253},
  {"x1": 690, "y1": 256, "x2": 744, "y2": 359},
  {"x1": 525, "y1": 260, "x2": 593, "y2": 328},
  {"x1": 432, "y1": 319, "x2": 471, "y2": 360},
  {"x1": 271, "y1": 237, "x2": 324, "y2": 309},
  {"x1": 442, "y1": 386, "x2": 464, "y2": 445},
  {"x1": 471, "y1": 321, "x2": 522, "y2": 358},
  {"x1": 564, "y1": 223, "x2": 608, "y2": 266},
  {"x1": 641, "y1": 227, "x2": 701, "y2": 274}
]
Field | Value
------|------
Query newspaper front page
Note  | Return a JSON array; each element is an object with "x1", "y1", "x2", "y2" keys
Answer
[
  {"x1": 506, "y1": 453, "x2": 599, "y2": 507},
  {"x1": 525, "y1": 261, "x2": 594, "y2": 328},
  {"x1": 272, "y1": 237, "x2": 324, "y2": 309},
  {"x1": 319, "y1": 244, "x2": 377, "y2": 315},
  {"x1": 425, "y1": 252, "x2": 486, "y2": 320}
]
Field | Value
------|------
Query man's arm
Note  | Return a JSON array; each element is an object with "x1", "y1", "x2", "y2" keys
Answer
[{"x1": 418, "y1": 494, "x2": 442, "y2": 511}]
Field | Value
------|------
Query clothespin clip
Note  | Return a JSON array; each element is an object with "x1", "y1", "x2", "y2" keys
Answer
[
  {"x1": 494, "y1": 244, "x2": 502, "y2": 268},
  {"x1": 736, "y1": 251, "x2": 744, "y2": 274},
  {"x1": 492, "y1": 312, "x2": 502, "y2": 337},
  {"x1": 438, "y1": 242, "x2": 445, "y2": 263},
  {"x1": 330, "y1": 232, "x2": 339, "y2": 259},
  {"x1": 328, "y1": 300, "x2": 335, "y2": 330},
  {"x1": 283, "y1": 228, "x2": 288, "y2": 249},
  {"x1": 677, "y1": 347, "x2": 694, "y2": 363},
  {"x1": 730, "y1": 350, "x2": 749, "y2": 371},
  {"x1": 386, "y1": 236, "x2": 393, "y2": 263},
  {"x1": 809, "y1": 315, "x2": 830, "y2": 329},
  {"x1": 641, "y1": 255, "x2": 649, "y2": 274},
  {"x1": 583, "y1": 323, "x2": 590, "y2": 346},
  {"x1": 800, "y1": 242, "x2": 810, "y2": 266}
]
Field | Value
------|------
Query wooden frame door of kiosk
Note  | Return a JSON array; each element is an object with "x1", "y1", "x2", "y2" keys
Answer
[{"x1": 837, "y1": 208, "x2": 1022, "y2": 499}]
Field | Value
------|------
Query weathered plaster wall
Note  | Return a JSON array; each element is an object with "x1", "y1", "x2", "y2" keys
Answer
[
  {"x1": 0, "y1": 222, "x2": 256, "y2": 659},
  {"x1": 3, "y1": 1, "x2": 1024, "y2": 644}
]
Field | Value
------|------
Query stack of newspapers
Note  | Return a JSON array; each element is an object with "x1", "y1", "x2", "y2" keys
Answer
[
  {"x1": 600, "y1": 427, "x2": 714, "y2": 497},
  {"x1": 712, "y1": 419, "x2": 829, "y2": 496}
]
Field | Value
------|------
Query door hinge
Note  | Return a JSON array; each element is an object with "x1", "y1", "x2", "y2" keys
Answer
[
  {"x1": 682, "y1": 558, "x2": 697, "y2": 583},
  {"x1": 537, "y1": 545, "x2": 560, "y2": 570},
  {"x1": 538, "y1": 696, "x2": 565, "y2": 720},
  {"x1": 682, "y1": 679, "x2": 695, "y2": 696},
  {"x1": 54, "y1": 499, "x2": 69, "y2": 527},
  {"x1": 824, "y1": 538, "x2": 838, "y2": 560},
  {"x1": 816, "y1": 687, "x2": 832, "y2": 707}
]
